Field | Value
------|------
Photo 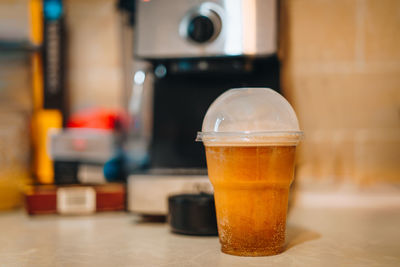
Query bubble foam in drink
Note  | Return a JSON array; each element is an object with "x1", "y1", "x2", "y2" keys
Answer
[
  {"x1": 206, "y1": 145, "x2": 296, "y2": 256},
  {"x1": 197, "y1": 88, "x2": 302, "y2": 256}
]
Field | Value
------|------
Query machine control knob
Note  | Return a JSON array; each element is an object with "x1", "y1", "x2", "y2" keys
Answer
[
  {"x1": 187, "y1": 15, "x2": 215, "y2": 43},
  {"x1": 180, "y1": 5, "x2": 222, "y2": 44}
]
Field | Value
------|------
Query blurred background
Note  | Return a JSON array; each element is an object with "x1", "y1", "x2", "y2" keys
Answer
[{"x1": 0, "y1": 0, "x2": 399, "y2": 214}]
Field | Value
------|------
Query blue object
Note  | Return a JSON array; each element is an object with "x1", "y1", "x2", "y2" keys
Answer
[
  {"x1": 44, "y1": 0, "x2": 63, "y2": 20},
  {"x1": 103, "y1": 151, "x2": 124, "y2": 181},
  {"x1": 103, "y1": 150, "x2": 149, "y2": 181}
]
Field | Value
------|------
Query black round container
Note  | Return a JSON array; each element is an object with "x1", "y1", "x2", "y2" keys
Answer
[{"x1": 168, "y1": 193, "x2": 218, "y2": 236}]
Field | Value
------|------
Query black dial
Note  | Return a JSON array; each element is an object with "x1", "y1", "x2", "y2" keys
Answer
[{"x1": 187, "y1": 15, "x2": 215, "y2": 43}]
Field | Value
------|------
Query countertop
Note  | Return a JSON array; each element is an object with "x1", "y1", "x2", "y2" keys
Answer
[{"x1": 1, "y1": 192, "x2": 400, "y2": 267}]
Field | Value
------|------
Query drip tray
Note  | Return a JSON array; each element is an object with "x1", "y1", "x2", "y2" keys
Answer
[{"x1": 128, "y1": 169, "x2": 212, "y2": 215}]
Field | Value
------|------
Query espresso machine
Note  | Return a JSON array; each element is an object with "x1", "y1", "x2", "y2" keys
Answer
[{"x1": 127, "y1": 0, "x2": 280, "y2": 215}]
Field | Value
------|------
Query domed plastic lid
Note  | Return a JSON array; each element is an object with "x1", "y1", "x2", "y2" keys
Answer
[{"x1": 196, "y1": 88, "x2": 303, "y2": 146}]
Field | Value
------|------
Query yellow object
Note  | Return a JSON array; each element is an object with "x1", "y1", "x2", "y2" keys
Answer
[
  {"x1": 0, "y1": 173, "x2": 30, "y2": 210},
  {"x1": 29, "y1": 0, "x2": 63, "y2": 184},
  {"x1": 29, "y1": 0, "x2": 43, "y2": 45},
  {"x1": 32, "y1": 53, "x2": 43, "y2": 111},
  {"x1": 30, "y1": 0, "x2": 44, "y2": 111},
  {"x1": 32, "y1": 110, "x2": 62, "y2": 184}
]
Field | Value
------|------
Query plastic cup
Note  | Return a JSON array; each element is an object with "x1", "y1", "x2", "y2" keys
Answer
[{"x1": 196, "y1": 88, "x2": 302, "y2": 256}]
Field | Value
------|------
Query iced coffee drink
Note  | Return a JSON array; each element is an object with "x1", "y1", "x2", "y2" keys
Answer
[{"x1": 197, "y1": 88, "x2": 302, "y2": 256}]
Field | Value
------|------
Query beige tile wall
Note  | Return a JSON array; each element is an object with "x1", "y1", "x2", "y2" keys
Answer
[
  {"x1": 65, "y1": 0, "x2": 124, "y2": 113},
  {"x1": 281, "y1": 0, "x2": 400, "y2": 184}
]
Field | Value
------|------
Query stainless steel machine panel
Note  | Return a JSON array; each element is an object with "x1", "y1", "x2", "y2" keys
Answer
[{"x1": 135, "y1": 0, "x2": 277, "y2": 59}]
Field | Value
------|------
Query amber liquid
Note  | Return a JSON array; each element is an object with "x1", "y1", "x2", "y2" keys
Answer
[{"x1": 205, "y1": 146, "x2": 296, "y2": 256}]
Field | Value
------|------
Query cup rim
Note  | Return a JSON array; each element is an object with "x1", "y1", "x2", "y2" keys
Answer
[{"x1": 196, "y1": 131, "x2": 303, "y2": 145}]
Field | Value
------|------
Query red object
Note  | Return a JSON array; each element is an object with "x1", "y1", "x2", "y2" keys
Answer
[
  {"x1": 67, "y1": 108, "x2": 126, "y2": 130},
  {"x1": 25, "y1": 186, "x2": 57, "y2": 215},
  {"x1": 96, "y1": 185, "x2": 125, "y2": 211},
  {"x1": 25, "y1": 184, "x2": 126, "y2": 215}
]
